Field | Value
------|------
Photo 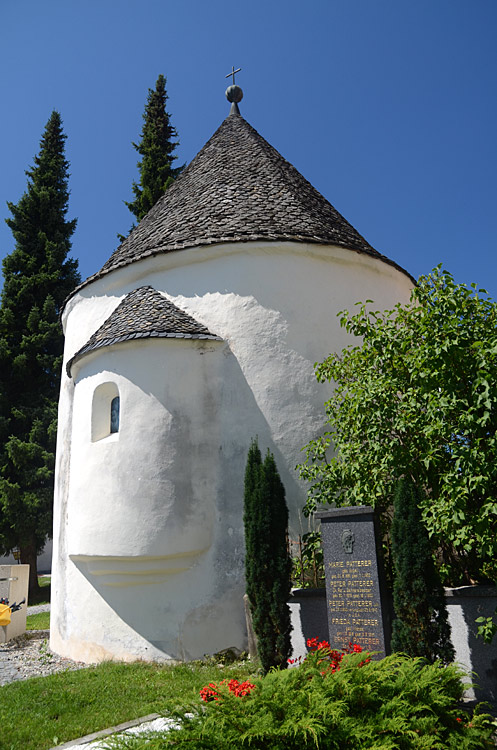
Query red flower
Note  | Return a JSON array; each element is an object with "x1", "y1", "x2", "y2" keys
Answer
[
  {"x1": 200, "y1": 678, "x2": 256, "y2": 702},
  {"x1": 200, "y1": 683, "x2": 220, "y2": 702},
  {"x1": 233, "y1": 680, "x2": 256, "y2": 697},
  {"x1": 300, "y1": 637, "x2": 369, "y2": 676}
]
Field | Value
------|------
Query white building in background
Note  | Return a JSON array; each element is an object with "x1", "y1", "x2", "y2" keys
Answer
[
  {"x1": 0, "y1": 540, "x2": 52, "y2": 574},
  {"x1": 51, "y1": 87, "x2": 413, "y2": 664}
]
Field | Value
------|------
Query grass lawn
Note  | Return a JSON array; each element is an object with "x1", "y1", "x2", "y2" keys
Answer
[
  {"x1": 25, "y1": 611, "x2": 50, "y2": 630},
  {"x1": 1, "y1": 659, "x2": 256, "y2": 750}
]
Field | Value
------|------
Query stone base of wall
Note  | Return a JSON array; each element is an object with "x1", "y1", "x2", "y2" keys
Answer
[{"x1": 289, "y1": 586, "x2": 497, "y2": 709}]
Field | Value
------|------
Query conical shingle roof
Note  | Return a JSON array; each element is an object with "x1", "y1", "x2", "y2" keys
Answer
[
  {"x1": 65, "y1": 111, "x2": 412, "y2": 300},
  {"x1": 100, "y1": 111, "x2": 379, "y2": 276},
  {"x1": 66, "y1": 286, "x2": 221, "y2": 376}
]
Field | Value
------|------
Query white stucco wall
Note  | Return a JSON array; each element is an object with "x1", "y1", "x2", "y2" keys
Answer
[{"x1": 51, "y1": 241, "x2": 413, "y2": 663}]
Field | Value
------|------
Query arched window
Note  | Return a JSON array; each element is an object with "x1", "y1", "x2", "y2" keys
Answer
[{"x1": 92, "y1": 382, "x2": 120, "y2": 442}]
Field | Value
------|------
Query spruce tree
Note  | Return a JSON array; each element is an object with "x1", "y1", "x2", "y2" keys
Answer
[
  {"x1": 391, "y1": 477, "x2": 455, "y2": 663},
  {"x1": 124, "y1": 74, "x2": 182, "y2": 225},
  {"x1": 0, "y1": 111, "x2": 80, "y2": 596},
  {"x1": 244, "y1": 439, "x2": 292, "y2": 673}
]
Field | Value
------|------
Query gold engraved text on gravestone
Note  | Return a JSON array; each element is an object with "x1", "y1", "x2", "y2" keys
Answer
[{"x1": 327, "y1": 559, "x2": 380, "y2": 648}]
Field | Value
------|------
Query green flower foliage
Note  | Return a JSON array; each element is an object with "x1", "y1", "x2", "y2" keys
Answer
[
  {"x1": 244, "y1": 440, "x2": 292, "y2": 674},
  {"x1": 108, "y1": 654, "x2": 495, "y2": 749},
  {"x1": 299, "y1": 267, "x2": 497, "y2": 585},
  {"x1": 391, "y1": 478, "x2": 455, "y2": 663},
  {"x1": 291, "y1": 530, "x2": 325, "y2": 588},
  {"x1": 124, "y1": 74, "x2": 182, "y2": 226},
  {"x1": 0, "y1": 111, "x2": 80, "y2": 593}
]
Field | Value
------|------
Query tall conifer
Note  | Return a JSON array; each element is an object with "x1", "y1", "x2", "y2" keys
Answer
[
  {"x1": 125, "y1": 74, "x2": 182, "y2": 225},
  {"x1": 391, "y1": 477, "x2": 455, "y2": 663},
  {"x1": 244, "y1": 439, "x2": 292, "y2": 673},
  {"x1": 0, "y1": 111, "x2": 80, "y2": 595}
]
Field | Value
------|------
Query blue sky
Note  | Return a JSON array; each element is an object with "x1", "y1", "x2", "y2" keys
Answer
[{"x1": 1, "y1": 1, "x2": 496, "y2": 298}]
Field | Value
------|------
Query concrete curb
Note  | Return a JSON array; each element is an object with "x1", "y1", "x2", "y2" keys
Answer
[{"x1": 49, "y1": 713, "x2": 162, "y2": 749}]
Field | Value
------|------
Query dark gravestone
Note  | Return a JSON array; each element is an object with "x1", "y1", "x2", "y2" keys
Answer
[{"x1": 315, "y1": 506, "x2": 390, "y2": 657}]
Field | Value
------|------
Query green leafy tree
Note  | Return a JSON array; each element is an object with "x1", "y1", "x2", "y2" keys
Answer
[
  {"x1": 391, "y1": 478, "x2": 455, "y2": 663},
  {"x1": 0, "y1": 111, "x2": 80, "y2": 595},
  {"x1": 299, "y1": 267, "x2": 497, "y2": 589},
  {"x1": 244, "y1": 439, "x2": 292, "y2": 673},
  {"x1": 124, "y1": 74, "x2": 182, "y2": 226}
]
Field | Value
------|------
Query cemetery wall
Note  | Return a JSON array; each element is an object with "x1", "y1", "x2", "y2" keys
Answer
[{"x1": 289, "y1": 586, "x2": 497, "y2": 707}]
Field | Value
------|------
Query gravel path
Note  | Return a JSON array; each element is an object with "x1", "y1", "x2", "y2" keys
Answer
[
  {"x1": 26, "y1": 602, "x2": 51, "y2": 616},
  {"x1": 1, "y1": 604, "x2": 89, "y2": 686},
  {"x1": 0, "y1": 630, "x2": 88, "y2": 686}
]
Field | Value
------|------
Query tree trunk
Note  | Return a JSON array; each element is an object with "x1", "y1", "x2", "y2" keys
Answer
[{"x1": 20, "y1": 541, "x2": 40, "y2": 600}]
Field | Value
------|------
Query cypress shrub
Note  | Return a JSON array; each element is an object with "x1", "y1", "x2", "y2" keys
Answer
[
  {"x1": 243, "y1": 439, "x2": 292, "y2": 673},
  {"x1": 125, "y1": 74, "x2": 182, "y2": 223},
  {"x1": 391, "y1": 477, "x2": 455, "y2": 663}
]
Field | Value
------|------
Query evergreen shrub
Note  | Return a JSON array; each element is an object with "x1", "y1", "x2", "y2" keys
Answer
[
  {"x1": 243, "y1": 439, "x2": 292, "y2": 673},
  {"x1": 125, "y1": 74, "x2": 182, "y2": 225},
  {"x1": 391, "y1": 478, "x2": 455, "y2": 663},
  {"x1": 0, "y1": 111, "x2": 80, "y2": 594},
  {"x1": 117, "y1": 653, "x2": 495, "y2": 749}
]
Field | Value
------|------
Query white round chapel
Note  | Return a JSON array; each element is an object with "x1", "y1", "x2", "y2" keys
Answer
[{"x1": 51, "y1": 92, "x2": 413, "y2": 663}]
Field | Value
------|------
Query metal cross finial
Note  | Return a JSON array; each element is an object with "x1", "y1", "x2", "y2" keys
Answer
[{"x1": 225, "y1": 66, "x2": 241, "y2": 85}]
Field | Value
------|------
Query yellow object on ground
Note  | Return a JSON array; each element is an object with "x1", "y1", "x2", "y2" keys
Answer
[{"x1": 0, "y1": 603, "x2": 12, "y2": 626}]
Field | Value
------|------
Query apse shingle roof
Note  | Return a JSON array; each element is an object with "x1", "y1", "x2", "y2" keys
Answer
[
  {"x1": 63, "y1": 111, "x2": 411, "y2": 309},
  {"x1": 66, "y1": 286, "x2": 221, "y2": 376}
]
